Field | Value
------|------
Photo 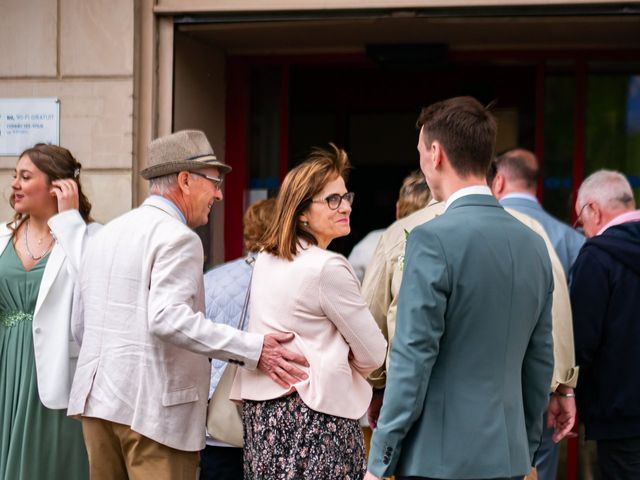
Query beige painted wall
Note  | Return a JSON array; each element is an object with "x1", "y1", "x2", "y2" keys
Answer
[
  {"x1": 0, "y1": 0, "x2": 57, "y2": 76},
  {"x1": 0, "y1": 0, "x2": 135, "y2": 224}
]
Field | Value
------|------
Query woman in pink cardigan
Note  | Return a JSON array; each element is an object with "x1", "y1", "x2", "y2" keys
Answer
[{"x1": 232, "y1": 144, "x2": 387, "y2": 479}]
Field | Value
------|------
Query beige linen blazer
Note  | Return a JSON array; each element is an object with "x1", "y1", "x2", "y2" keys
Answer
[
  {"x1": 67, "y1": 196, "x2": 264, "y2": 451},
  {"x1": 363, "y1": 200, "x2": 578, "y2": 391},
  {"x1": 231, "y1": 244, "x2": 387, "y2": 420},
  {"x1": 0, "y1": 210, "x2": 99, "y2": 409}
]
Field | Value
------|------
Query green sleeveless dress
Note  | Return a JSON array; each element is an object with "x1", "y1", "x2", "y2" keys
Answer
[{"x1": 0, "y1": 242, "x2": 89, "y2": 479}]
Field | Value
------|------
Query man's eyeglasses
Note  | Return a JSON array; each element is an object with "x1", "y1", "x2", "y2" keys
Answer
[
  {"x1": 311, "y1": 192, "x2": 355, "y2": 210},
  {"x1": 573, "y1": 202, "x2": 592, "y2": 229},
  {"x1": 191, "y1": 171, "x2": 223, "y2": 190}
]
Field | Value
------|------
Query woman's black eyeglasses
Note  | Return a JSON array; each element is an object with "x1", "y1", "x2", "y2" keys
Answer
[{"x1": 310, "y1": 192, "x2": 355, "y2": 210}]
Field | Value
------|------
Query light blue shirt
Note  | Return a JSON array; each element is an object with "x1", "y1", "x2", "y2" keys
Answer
[
  {"x1": 502, "y1": 192, "x2": 539, "y2": 203},
  {"x1": 149, "y1": 195, "x2": 186, "y2": 225}
]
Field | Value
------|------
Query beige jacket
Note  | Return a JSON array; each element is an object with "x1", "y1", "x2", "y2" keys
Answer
[
  {"x1": 231, "y1": 244, "x2": 387, "y2": 419},
  {"x1": 67, "y1": 196, "x2": 264, "y2": 451},
  {"x1": 363, "y1": 200, "x2": 578, "y2": 391}
]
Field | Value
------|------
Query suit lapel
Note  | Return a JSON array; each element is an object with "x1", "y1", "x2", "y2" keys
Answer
[
  {"x1": 0, "y1": 224, "x2": 11, "y2": 257},
  {"x1": 34, "y1": 242, "x2": 65, "y2": 317}
]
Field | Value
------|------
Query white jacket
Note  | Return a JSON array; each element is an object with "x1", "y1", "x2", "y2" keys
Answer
[
  {"x1": 0, "y1": 210, "x2": 100, "y2": 409},
  {"x1": 67, "y1": 196, "x2": 264, "y2": 451}
]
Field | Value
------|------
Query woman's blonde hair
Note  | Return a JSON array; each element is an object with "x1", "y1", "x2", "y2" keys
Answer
[
  {"x1": 397, "y1": 170, "x2": 431, "y2": 219},
  {"x1": 243, "y1": 198, "x2": 276, "y2": 252},
  {"x1": 261, "y1": 143, "x2": 351, "y2": 260}
]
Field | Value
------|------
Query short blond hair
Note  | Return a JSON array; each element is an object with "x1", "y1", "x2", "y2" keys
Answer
[
  {"x1": 397, "y1": 170, "x2": 431, "y2": 218},
  {"x1": 243, "y1": 198, "x2": 275, "y2": 252}
]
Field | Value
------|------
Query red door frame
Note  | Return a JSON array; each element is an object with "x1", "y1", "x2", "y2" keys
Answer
[
  {"x1": 571, "y1": 60, "x2": 588, "y2": 224},
  {"x1": 224, "y1": 57, "x2": 250, "y2": 261}
]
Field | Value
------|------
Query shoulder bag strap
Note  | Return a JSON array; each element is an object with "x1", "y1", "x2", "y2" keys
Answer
[{"x1": 237, "y1": 254, "x2": 255, "y2": 331}]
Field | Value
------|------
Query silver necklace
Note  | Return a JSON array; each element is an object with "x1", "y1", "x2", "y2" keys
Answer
[{"x1": 24, "y1": 218, "x2": 55, "y2": 260}]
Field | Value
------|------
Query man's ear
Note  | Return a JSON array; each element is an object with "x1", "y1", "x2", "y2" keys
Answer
[
  {"x1": 431, "y1": 141, "x2": 444, "y2": 169},
  {"x1": 491, "y1": 173, "x2": 505, "y2": 197},
  {"x1": 176, "y1": 171, "x2": 191, "y2": 194},
  {"x1": 591, "y1": 203, "x2": 603, "y2": 227}
]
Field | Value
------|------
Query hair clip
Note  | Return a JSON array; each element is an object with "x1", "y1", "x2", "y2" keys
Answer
[{"x1": 73, "y1": 167, "x2": 81, "y2": 178}]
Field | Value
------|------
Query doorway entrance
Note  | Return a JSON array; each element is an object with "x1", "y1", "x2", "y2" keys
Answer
[
  {"x1": 242, "y1": 57, "x2": 537, "y2": 256},
  {"x1": 172, "y1": 12, "x2": 640, "y2": 265}
]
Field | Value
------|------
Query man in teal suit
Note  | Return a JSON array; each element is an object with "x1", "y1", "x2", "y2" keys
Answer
[{"x1": 365, "y1": 97, "x2": 554, "y2": 480}]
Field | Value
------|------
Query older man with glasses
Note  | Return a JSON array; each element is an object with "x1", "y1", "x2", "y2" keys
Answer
[
  {"x1": 67, "y1": 130, "x2": 308, "y2": 480},
  {"x1": 570, "y1": 169, "x2": 640, "y2": 480}
]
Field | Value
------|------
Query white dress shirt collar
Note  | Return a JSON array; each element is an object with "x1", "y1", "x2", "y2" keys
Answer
[{"x1": 444, "y1": 185, "x2": 493, "y2": 212}]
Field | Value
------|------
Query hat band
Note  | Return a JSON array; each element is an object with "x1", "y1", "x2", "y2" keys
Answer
[{"x1": 186, "y1": 153, "x2": 217, "y2": 162}]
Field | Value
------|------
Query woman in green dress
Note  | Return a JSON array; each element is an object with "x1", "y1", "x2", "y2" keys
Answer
[{"x1": 0, "y1": 144, "x2": 99, "y2": 479}]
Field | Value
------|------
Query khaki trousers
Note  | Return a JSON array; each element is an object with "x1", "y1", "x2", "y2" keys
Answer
[{"x1": 82, "y1": 417, "x2": 199, "y2": 480}]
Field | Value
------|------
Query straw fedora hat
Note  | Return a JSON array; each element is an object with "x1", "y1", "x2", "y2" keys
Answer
[{"x1": 140, "y1": 130, "x2": 231, "y2": 180}]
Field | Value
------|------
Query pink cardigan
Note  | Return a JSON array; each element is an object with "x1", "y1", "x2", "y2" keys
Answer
[{"x1": 231, "y1": 244, "x2": 387, "y2": 419}]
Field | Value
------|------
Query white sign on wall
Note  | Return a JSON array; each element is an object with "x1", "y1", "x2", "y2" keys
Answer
[{"x1": 0, "y1": 98, "x2": 60, "y2": 156}]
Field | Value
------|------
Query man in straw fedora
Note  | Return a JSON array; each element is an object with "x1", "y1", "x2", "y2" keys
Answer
[{"x1": 68, "y1": 130, "x2": 308, "y2": 479}]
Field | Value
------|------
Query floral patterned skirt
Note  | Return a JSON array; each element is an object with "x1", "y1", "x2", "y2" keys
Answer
[{"x1": 242, "y1": 392, "x2": 366, "y2": 480}]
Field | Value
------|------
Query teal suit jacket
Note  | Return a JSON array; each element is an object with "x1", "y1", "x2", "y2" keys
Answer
[{"x1": 368, "y1": 195, "x2": 554, "y2": 479}]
